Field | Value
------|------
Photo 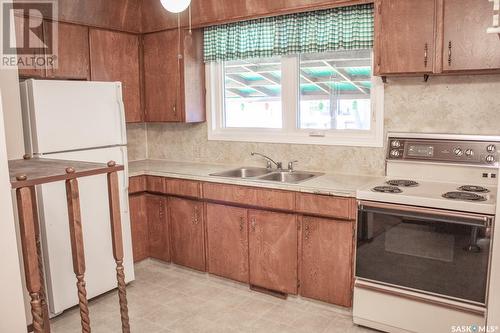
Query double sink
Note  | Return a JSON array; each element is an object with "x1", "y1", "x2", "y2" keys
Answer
[{"x1": 210, "y1": 167, "x2": 323, "y2": 184}]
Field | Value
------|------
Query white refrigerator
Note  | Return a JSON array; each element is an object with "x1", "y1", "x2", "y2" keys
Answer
[{"x1": 18, "y1": 79, "x2": 135, "y2": 316}]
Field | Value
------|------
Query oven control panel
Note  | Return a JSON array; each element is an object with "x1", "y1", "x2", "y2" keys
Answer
[{"x1": 387, "y1": 135, "x2": 500, "y2": 166}]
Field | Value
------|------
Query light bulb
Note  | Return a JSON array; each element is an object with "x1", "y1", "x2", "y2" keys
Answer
[{"x1": 160, "y1": 0, "x2": 191, "y2": 13}]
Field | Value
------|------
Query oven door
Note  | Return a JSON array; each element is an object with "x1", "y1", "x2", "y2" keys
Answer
[{"x1": 356, "y1": 201, "x2": 494, "y2": 305}]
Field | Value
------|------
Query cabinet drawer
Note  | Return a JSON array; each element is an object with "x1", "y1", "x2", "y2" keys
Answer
[
  {"x1": 129, "y1": 176, "x2": 146, "y2": 194},
  {"x1": 165, "y1": 178, "x2": 201, "y2": 198},
  {"x1": 146, "y1": 176, "x2": 166, "y2": 193},
  {"x1": 202, "y1": 183, "x2": 295, "y2": 211},
  {"x1": 296, "y1": 193, "x2": 355, "y2": 220}
]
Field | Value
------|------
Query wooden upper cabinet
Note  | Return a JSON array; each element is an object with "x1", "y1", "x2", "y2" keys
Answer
[
  {"x1": 89, "y1": 29, "x2": 142, "y2": 123},
  {"x1": 300, "y1": 216, "x2": 355, "y2": 307},
  {"x1": 248, "y1": 209, "x2": 298, "y2": 294},
  {"x1": 374, "y1": 0, "x2": 436, "y2": 75},
  {"x1": 15, "y1": 15, "x2": 46, "y2": 78},
  {"x1": 206, "y1": 204, "x2": 249, "y2": 283},
  {"x1": 147, "y1": 194, "x2": 170, "y2": 262},
  {"x1": 44, "y1": 22, "x2": 90, "y2": 80},
  {"x1": 129, "y1": 194, "x2": 149, "y2": 262},
  {"x1": 442, "y1": 0, "x2": 500, "y2": 72},
  {"x1": 143, "y1": 29, "x2": 205, "y2": 123},
  {"x1": 168, "y1": 197, "x2": 206, "y2": 271}
]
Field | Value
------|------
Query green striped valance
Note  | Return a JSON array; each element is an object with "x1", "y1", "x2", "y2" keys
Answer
[{"x1": 203, "y1": 3, "x2": 374, "y2": 62}]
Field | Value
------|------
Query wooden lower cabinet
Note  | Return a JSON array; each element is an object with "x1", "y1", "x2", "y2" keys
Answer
[
  {"x1": 248, "y1": 209, "x2": 298, "y2": 294},
  {"x1": 300, "y1": 216, "x2": 355, "y2": 307},
  {"x1": 129, "y1": 194, "x2": 149, "y2": 262},
  {"x1": 206, "y1": 203, "x2": 249, "y2": 283},
  {"x1": 169, "y1": 197, "x2": 206, "y2": 271},
  {"x1": 147, "y1": 194, "x2": 170, "y2": 262}
]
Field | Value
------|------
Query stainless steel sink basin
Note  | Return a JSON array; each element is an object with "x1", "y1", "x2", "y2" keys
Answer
[
  {"x1": 210, "y1": 166, "x2": 323, "y2": 184},
  {"x1": 210, "y1": 167, "x2": 272, "y2": 178},
  {"x1": 258, "y1": 171, "x2": 322, "y2": 184}
]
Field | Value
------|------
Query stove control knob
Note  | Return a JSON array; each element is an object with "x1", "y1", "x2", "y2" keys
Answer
[
  {"x1": 486, "y1": 155, "x2": 495, "y2": 164},
  {"x1": 465, "y1": 149, "x2": 474, "y2": 157},
  {"x1": 391, "y1": 140, "x2": 401, "y2": 148},
  {"x1": 390, "y1": 149, "x2": 401, "y2": 158},
  {"x1": 454, "y1": 148, "x2": 463, "y2": 157},
  {"x1": 487, "y1": 144, "x2": 496, "y2": 153}
]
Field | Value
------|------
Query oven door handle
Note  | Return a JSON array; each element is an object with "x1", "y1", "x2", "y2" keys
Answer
[{"x1": 358, "y1": 200, "x2": 493, "y2": 228}]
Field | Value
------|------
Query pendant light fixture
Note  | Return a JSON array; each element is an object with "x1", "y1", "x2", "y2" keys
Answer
[{"x1": 160, "y1": 0, "x2": 191, "y2": 13}]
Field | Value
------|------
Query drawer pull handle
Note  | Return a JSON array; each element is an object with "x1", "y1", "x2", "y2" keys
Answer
[
  {"x1": 193, "y1": 207, "x2": 199, "y2": 225},
  {"x1": 424, "y1": 43, "x2": 428, "y2": 67},
  {"x1": 239, "y1": 217, "x2": 245, "y2": 232},
  {"x1": 448, "y1": 41, "x2": 452, "y2": 66}
]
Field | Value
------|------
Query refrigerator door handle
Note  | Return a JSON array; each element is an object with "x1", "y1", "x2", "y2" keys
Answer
[
  {"x1": 120, "y1": 146, "x2": 129, "y2": 214},
  {"x1": 115, "y1": 82, "x2": 127, "y2": 146}
]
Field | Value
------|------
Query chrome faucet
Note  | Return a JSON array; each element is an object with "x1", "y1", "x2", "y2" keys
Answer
[
  {"x1": 288, "y1": 160, "x2": 299, "y2": 172},
  {"x1": 251, "y1": 152, "x2": 282, "y2": 170}
]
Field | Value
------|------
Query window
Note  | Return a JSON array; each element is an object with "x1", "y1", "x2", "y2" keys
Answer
[
  {"x1": 207, "y1": 49, "x2": 384, "y2": 147},
  {"x1": 299, "y1": 50, "x2": 373, "y2": 131},
  {"x1": 224, "y1": 57, "x2": 282, "y2": 128},
  {"x1": 203, "y1": 4, "x2": 380, "y2": 147}
]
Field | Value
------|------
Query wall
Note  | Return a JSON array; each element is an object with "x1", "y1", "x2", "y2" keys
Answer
[
  {"x1": 0, "y1": 91, "x2": 28, "y2": 333},
  {"x1": 127, "y1": 123, "x2": 148, "y2": 161},
  {"x1": 128, "y1": 74, "x2": 500, "y2": 176}
]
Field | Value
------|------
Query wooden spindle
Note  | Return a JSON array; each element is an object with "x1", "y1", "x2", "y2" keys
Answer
[
  {"x1": 106, "y1": 161, "x2": 130, "y2": 333},
  {"x1": 65, "y1": 170, "x2": 91, "y2": 333},
  {"x1": 16, "y1": 185, "x2": 49, "y2": 333},
  {"x1": 30, "y1": 186, "x2": 51, "y2": 332}
]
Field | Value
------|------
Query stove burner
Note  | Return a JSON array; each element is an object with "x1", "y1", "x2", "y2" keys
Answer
[
  {"x1": 442, "y1": 191, "x2": 487, "y2": 202},
  {"x1": 372, "y1": 186, "x2": 403, "y2": 193},
  {"x1": 458, "y1": 185, "x2": 490, "y2": 193},
  {"x1": 386, "y1": 179, "x2": 419, "y2": 187}
]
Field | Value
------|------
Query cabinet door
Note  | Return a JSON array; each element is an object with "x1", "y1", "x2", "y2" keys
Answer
[
  {"x1": 248, "y1": 210, "x2": 298, "y2": 294},
  {"x1": 89, "y1": 29, "x2": 142, "y2": 122},
  {"x1": 143, "y1": 30, "x2": 181, "y2": 122},
  {"x1": 180, "y1": 30, "x2": 206, "y2": 123},
  {"x1": 15, "y1": 15, "x2": 46, "y2": 78},
  {"x1": 301, "y1": 216, "x2": 354, "y2": 307},
  {"x1": 169, "y1": 197, "x2": 205, "y2": 271},
  {"x1": 375, "y1": 0, "x2": 436, "y2": 75},
  {"x1": 443, "y1": 0, "x2": 500, "y2": 71},
  {"x1": 206, "y1": 203, "x2": 248, "y2": 283},
  {"x1": 129, "y1": 194, "x2": 149, "y2": 262},
  {"x1": 147, "y1": 194, "x2": 170, "y2": 262},
  {"x1": 44, "y1": 22, "x2": 89, "y2": 80}
]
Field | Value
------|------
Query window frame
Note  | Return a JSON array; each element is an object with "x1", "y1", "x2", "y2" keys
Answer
[{"x1": 206, "y1": 53, "x2": 384, "y2": 148}]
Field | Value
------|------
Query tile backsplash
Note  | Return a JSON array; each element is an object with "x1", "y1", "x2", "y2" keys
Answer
[
  {"x1": 128, "y1": 75, "x2": 500, "y2": 176},
  {"x1": 126, "y1": 123, "x2": 147, "y2": 161}
]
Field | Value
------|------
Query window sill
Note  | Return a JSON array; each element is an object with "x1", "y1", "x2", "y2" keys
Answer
[{"x1": 207, "y1": 130, "x2": 384, "y2": 148}]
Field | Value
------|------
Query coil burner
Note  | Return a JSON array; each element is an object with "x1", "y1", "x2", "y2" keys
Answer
[
  {"x1": 458, "y1": 185, "x2": 490, "y2": 193},
  {"x1": 372, "y1": 186, "x2": 403, "y2": 194},
  {"x1": 442, "y1": 192, "x2": 487, "y2": 202},
  {"x1": 386, "y1": 180, "x2": 419, "y2": 187}
]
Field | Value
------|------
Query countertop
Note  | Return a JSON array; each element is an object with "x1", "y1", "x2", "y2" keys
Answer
[{"x1": 128, "y1": 159, "x2": 382, "y2": 197}]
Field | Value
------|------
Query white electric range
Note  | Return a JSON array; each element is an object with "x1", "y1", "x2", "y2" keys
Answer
[{"x1": 353, "y1": 133, "x2": 500, "y2": 333}]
